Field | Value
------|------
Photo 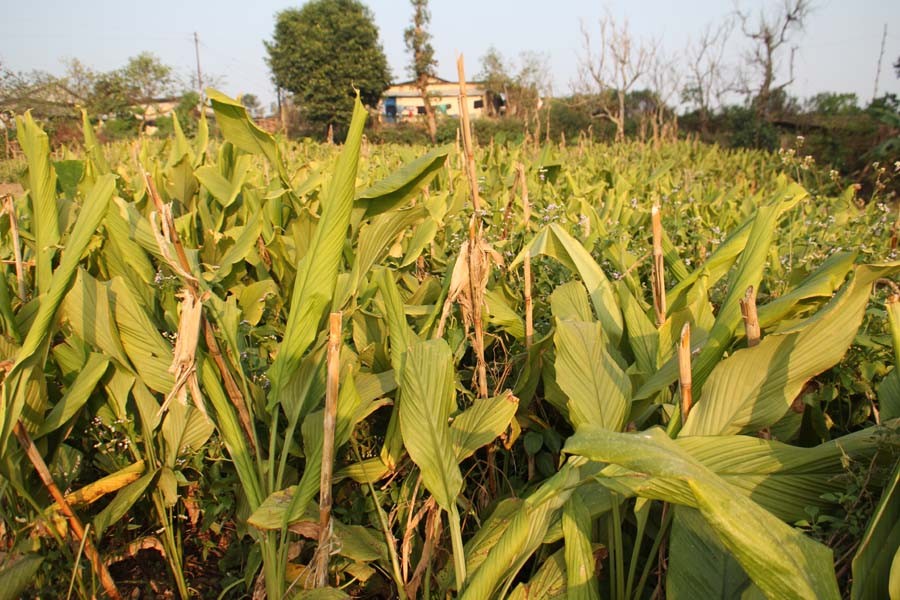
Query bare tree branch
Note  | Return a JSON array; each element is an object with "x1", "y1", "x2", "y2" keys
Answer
[{"x1": 578, "y1": 11, "x2": 656, "y2": 140}]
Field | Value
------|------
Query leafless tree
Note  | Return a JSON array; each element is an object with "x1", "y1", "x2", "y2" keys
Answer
[
  {"x1": 683, "y1": 19, "x2": 734, "y2": 133},
  {"x1": 578, "y1": 11, "x2": 656, "y2": 141},
  {"x1": 736, "y1": 0, "x2": 812, "y2": 119},
  {"x1": 647, "y1": 48, "x2": 683, "y2": 144}
]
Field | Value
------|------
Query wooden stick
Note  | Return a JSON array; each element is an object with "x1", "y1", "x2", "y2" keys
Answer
[
  {"x1": 678, "y1": 323, "x2": 692, "y2": 424},
  {"x1": 14, "y1": 421, "x2": 121, "y2": 599},
  {"x1": 315, "y1": 312, "x2": 342, "y2": 587},
  {"x1": 740, "y1": 285, "x2": 761, "y2": 347},
  {"x1": 651, "y1": 203, "x2": 666, "y2": 326},
  {"x1": 518, "y1": 163, "x2": 534, "y2": 349},
  {"x1": 3, "y1": 194, "x2": 26, "y2": 300}
]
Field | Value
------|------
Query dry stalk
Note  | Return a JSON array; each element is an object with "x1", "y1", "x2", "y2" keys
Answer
[
  {"x1": 651, "y1": 203, "x2": 666, "y2": 326},
  {"x1": 457, "y1": 55, "x2": 489, "y2": 398},
  {"x1": 13, "y1": 421, "x2": 121, "y2": 599},
  {"x1": 678, "y1": 322, "x2": 693, "y2": 424},
  {"x1": 518, "y1": 163, "x2": 534, "y2": 348},
  {"x1": 2, "y1": 194, "x2": 26, "y2": 300},
  {"x1": 740, "y1": 285, "x2": 761, "y2": 347},
  {"x1": 500, "y1": 167, "x2": 522, "y2": 241},
  {"x1": 401, "y1": 474, "x2": 423, "y2": 583},
  {"x1": 144, "y1": 172, "x2": 257, "y2": 449},
  {"x1": 315, "y1": 312, "x2": 342, "y2": 587},
  {"x1": 405, "y1": 500, "x2": 442, "y2": 599}
]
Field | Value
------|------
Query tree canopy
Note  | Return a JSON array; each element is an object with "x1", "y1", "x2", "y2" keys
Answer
[{"x1": 265, "y1": 0, "x2": 391, "y2": 135}]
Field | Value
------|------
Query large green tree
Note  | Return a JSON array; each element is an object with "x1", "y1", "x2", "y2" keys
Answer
[{"x1": 265, "y1": 0, "x2": 390, "y2": 136}]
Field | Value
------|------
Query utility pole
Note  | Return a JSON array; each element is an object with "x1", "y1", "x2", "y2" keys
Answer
[
  {"x1": 873, "y1": 24, "x2": 887, "y2": 102},
  {"x1": 193, "y1": 32, "x2": 204, "y2": 103}
]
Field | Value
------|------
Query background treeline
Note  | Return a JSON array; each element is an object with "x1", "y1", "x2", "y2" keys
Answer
[{"x1": 2, "y1": 0, "x2": 898, "y2": 187}]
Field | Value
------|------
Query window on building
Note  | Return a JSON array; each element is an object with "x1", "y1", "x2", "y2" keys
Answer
[
  {"x1": 474, "y1": 99, "x2": 484, "y2": 109},
  {"x1": 417, "y1": 106, "x2": 426, "y2": 115}
]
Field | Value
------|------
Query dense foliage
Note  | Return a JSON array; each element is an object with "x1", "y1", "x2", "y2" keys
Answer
[
  {"x1": 0, "y1": 90, "x2": 898, "y2": 599},
  {"x1": 265, "y1": 0, "x2": 391, "y2": 138}
]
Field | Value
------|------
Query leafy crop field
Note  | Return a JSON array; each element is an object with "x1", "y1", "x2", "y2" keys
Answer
[{"x1": 0, "y1": 90, "x2": 898, "y2": 599}]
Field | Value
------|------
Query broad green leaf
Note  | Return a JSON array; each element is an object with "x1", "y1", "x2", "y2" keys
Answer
[
  {"x1": 207, "y1": 88, "x2": 287, "y2": 182},
  {"x1": 268, "y1": 94, "x2": 366, "y2": 400},
  {"x1": 63, "y1": 270, "x2": 131, "y2": 368},
  {"x1": 249, "y1": 372, "x2": 366, "y2": 529},
  {"x1": 198, "y1": 355, "x2": 263, "y2": 508},
  {"x1": 166, "y1": 111, "x2": 194, "y2": 169},
  {"x1": 16, "y1": 111, "x2": 60, "y2": 294},
  {"x1": 0, "y1": 174, "x2": 115, "y2": 454},
  {"x1": 757, "y1": 251, "x2": 856, "y2": 328},
  {"x1": 550, "y1": 281, "x2": 593, "y2": 322},
  {"x1": 400, "y1": 217, "x2": 439, "y2": 267},
  {"x1": 0, "y1": 554, "x2": 43, "y2": 600},
  {"x1": 353, "y1": 206, "x2": 427, "y2": 288},
  {"x1": 593, "y1": 425, "x2": 892, "y2": 521},
  {"x1": 93, "y1": 468, "x2": 158, "y2": 539},
  {"x1": 398, "y1": 339, "x2": 461, "y2": 512},
  {"x1": 375, "y1": 268, "x2": 413, "y2": 368},
  {"x1": 562, "y1": 494, "x2": 600, "y2": 600},
  {"x1": 209, "y1": 211, "x2": 262, "y2": 283},
  {"x1": 554, "y1": 319, "x2": 630, "y2": 430},
  {"x1": 450, "y1": 391, "x2": 518, "y2": 460},
  {"x1": 682, "y1": 263, "x2": 900, "y2": 437},
  {"x1": 668, "y1": 507, "x2": 752, "y2": 599},
  {"x1": 36, "y1": 353, "x2": 109, "y2": 437},
  {"x1": 879, "y1": 369, "x2": 900, "y2": 422},
  {"x1": 238, "y1": 279, "x2": 279, "y2": 326},
  {"x1": 852, "y1": 458, "x2": 900, "y2": 600},
  {"x1": 506, "y1": 548, "x2": 567, "y2": 600},
  {"x1": 53, "y1": 160, "x2": 84, "y2": 198},
  {"x1": 461, "y1": 461, "x2": 583, "y2": 600},
  {"x1": 565, "y1": 426, "x2": 840, "y2": 600},
  {"x1": 195, "y1": 154, "x2": 251, "y2": 208},
  {"x1": 637, "y1": 193, "x2": 804, "y2": 401},
  {"x1": 110, "y1": 276, "x2": 174, "y2": 395},
  {"x1": 615, "y1": 280, "x2": 659, "y2": 375},
  {"x1": 513, "y1": 224, "x2": 623, "y2": 347},
  {"x1": 484, "y1": 288, "x2": 525, "y2": 340},
  {"x1": 81, "y1": 109, "x2": 109, "y2": 174},
  {"x1": 356, "y1": 144, "x2": 451, "y2": 218},
  {"x1": 676, "y1": 428, "x2": 891, "y2": 522},
  {"x1": 161, "y1": 401, "x2": 214, "y2": 467}
]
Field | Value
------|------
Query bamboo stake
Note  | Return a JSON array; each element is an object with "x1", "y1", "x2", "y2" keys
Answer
[
  {"x1": 315, "y1": 312, "x2": 342, "y2": 587},
  {"x1": 678, "y1": 323, "x2": 693, "y2": 424},
  {"x1": 740, "y1": 285, "x2": 761, "y2": 347},
  {"x1": 518, "y1": 162, "x2": 534, "y2": 349},
  {"x1": 651, "y1": 203, "x2": 666, "y2": 326},
  {"x1": 457, "y1": 55, "x2": 488, "y2": 399},
  {"x1": 13, "y1": 421, "x2": 121, "y2": 599},
  {"x1": 2, "y1": 194, "x2": 26, "y2": 300}
]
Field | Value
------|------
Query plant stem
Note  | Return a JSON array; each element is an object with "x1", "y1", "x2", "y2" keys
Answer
[
  {"x1": 351, "y1": 437, "x2": 407, "y2": 600},
  {"x1": 651, "y1": 203, "x2": 667, "y2": 326},
  {"x1": 611, "y1": 495, "x2": 625, "y2": 600},
  {"x1": 633, "y1": 504, "x2": 673, "y2": 600},
  {"x1": 448, "y1": 503, "x2": 467, "y2": 591}
]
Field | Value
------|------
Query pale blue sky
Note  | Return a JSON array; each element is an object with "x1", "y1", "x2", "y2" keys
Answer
[{"x1": 2, "y1": 0, "x2": 899, "y2": 110}]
